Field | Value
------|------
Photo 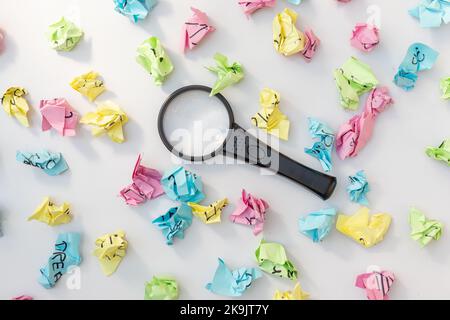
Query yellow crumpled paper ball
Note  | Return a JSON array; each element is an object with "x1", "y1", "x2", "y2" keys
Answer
[
  {"x1": 27, "y1": 197, "x2": 72, "y2": 226},
  {"x1": 188, "y1": 198, "x2": 228, "y2": 224},
  {"x1": 251, "y1": 88, "x2": 290, "y2": 140},
  {"x1": 336, "y1": 207, "x2": 391, "y2": 248},
  {"x1": 70, "y1": 71, "x2": 106, "y2": 102},
  {"x1": 80, "y1": 101, "x2": 128, "y2": 143},
  {"x1": 273, "y1": 8, "x2": 305, "y2": 56},
  {"x1": 274, "y1": 282, "x2": 310, "y2": 300},
  {"x1": 93, "y1": 230, "x2": 128, "y2": 276},
  {"x1": 2, "y1": 87, "x2": 30, "y2": 127}
]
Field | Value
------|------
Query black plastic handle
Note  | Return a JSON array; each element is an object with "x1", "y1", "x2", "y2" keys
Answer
[{"x1": 223, "y1": 123, "x2": 337, "y2": 200}]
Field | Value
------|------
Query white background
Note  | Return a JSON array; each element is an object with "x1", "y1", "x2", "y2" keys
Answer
[{"x1": 0, "y1": 0, "x2": 449, "y2": 300}]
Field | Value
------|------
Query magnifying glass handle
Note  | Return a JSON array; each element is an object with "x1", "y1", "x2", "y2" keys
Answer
[
  {"x1": 276, "y1": 152, "x2": 337, "y2": 200},
  {"x1": 224, "y1": 124, "x2": 337, "y2": 200}
]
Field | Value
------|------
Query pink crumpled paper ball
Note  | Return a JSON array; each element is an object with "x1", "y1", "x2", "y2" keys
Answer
[
  {"x1": 336, "y1": 87, "x2": 393, "y2": 159},
  {"x1": 12, "y1": 295, "x2": 33, "y2": 300},
  {"x1": 350, "y1": 23, "x2": 380, "y2": 52},
  {"x1": 301, "y1": 29, "x2": 321, "y2": 62},
  {"x1": 40, "y1": 98, "x2": 79, "y2": 136},
  {"x1": 238, "y1": 0, "x2": 276, "y2": 16},
  {"x1": 229, "y1": 189, "x2": 269, "y2": 236},
  {"x1": 355, "y1": 270, "x2": 395, "y2": 300}
]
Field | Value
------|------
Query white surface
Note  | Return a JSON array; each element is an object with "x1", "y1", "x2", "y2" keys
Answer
[{"x1": 0, "y1": 0, "x2": 449, "y2": 300}]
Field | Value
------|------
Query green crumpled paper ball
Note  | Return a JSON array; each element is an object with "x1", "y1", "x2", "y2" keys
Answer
[
  {"x1": 206, "y1": 53, "x2": 244, "y2": 96},
  {"x1": 47, "y1": 17, "x2": 83, "y2": 51},
  {"x1": 426, "y1": 139, "x2": 450, "y2": 166},
  {"x1": 144, "y1": 276, "x2": 179, "y2": 300},
  {"x1": 136, "y1": 36, "x2": 174, "y2": 85}
]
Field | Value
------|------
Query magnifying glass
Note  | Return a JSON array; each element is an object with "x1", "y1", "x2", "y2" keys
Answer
[{"x1": 157, "y1": 85, "x2": 337, "y2": 200}]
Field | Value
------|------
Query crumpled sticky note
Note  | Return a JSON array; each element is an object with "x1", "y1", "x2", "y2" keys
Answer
[
  {"x1": 47, "y1": 17, "x2": 83, "y2": 51},
  {"x1": 12, "y1": 295, "x2": 33, "y2": 300},
  {"x1": 336, "y1": 87, "x2": 393, "y2": 159},
  {"x1": 206, "y1": 258, "x2": 262, "y2": 297},
  {"x1": 188, "y1": 198, "x2": 228, "y2": 224},
  {"x1": 80, "y1": 101, "x2": 128, "y2": 143},
  {"x1": 409, "y1": 207, "x2": 443, "y2": 247},
  {"x1": 39, "y1": 232, "x2": 82, "y2": 289},
  {"x1": 274, "y1": 282, "x2": 309, "y2": 300},
  {"x1": 273, "y1": 8, "x2": 304, "y2": 56},
  {"x1": 301, "y1": 29, "x2": 320, "y2": 62},
  {"x1": 114, "y1": 0, "x2": 157, "y2": 23},
  {"x1": 40, "y1": 98, "x2": 79, "y2": 136},
  {"x1": 255, "y1": 240, "x2": 298, "y2": 280},
  {"x1": 440, "y1": 77, "x2": 450, "y2": 100},
  {"x1": 161, "y1": 166, "x2": 205, "y2": 203},
  {"x1": 355, "y1": 269, "x2": 395, "y2": 300},
  {"x1": 333, "y1": 56, "x2": 379, "y2": 110},
  {"x1": 120, "y1": 154, "x2": 164, "y2": 206},
  {"x1": 298, "y1": 208, "x2": 336, "y2": 242},
  {"x1": 426, "y1": 139, "x2": 450, "y2": 166},
  {"x1": 230, "y1": 189, "x2": 269, "y2": 235},
  {"x1": 16, "y1": 150, "x2": 69, "y2": 176},
  {"x1": 350, "y1": 23, "x2": 379, "y2": 52},
  {"x1": 336, "y1": 207, "x2": 391, "y2": 248},
  {"x1": 145, "y1": 276, "x2": 179, "y2": 300},
  {"x1": 183, "y1": 7, "x2": 214, "y2": 52},
  {"x1": 136, "y1": 36, "x2": 173, "y2": 85},
  {"x1": 251, "y1": 88, "x2": 290, "y2": 140},
  {"x1": 304, "y1": 117, "x2": 334, "y2": 172},
  {"x1": 394, "y1": 69, "x2": 418, "y2": 91},
  {"x1": 28, "y1": 197, "x2": 72, "y2": 226},
  {"x1": 273, "y1": 9, "x2": 320, "y2": 61},
  {"x1": 152, "y1": 204, "x2": 193, "y2": 245},
  {"x1": 94, "y1": 230, "x2": 128, "y2": 276},
  {"x1": 238, "y1": 0, "x2": 276, "y2": 16},
  {"x1": 393, "y1": 43, "x2": 439, "y2": 91},
  {"x1": 272, "y1": 8, "x2": 305, "y2": 56},
  {"x1": 70, "y1": 71, "x2": 106, "y2": 102},
  {"x1": 2, "y1": 87, "x2": 30, "y2": 127},
  {"x1": 207, "y1": 53, "x2": 244, "y2": 96},
  {"x1": 409, "y1": 0, "x2": 450, "y2": 28},
  {"x1": 347, "y1": 170, "x2": 370, "y2": 206}
]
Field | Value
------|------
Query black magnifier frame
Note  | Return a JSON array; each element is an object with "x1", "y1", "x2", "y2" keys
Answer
[
  {"x1": 158, "y1": 85, "x2": 337, "y2": 200},
  {"x1": 158, "y1": 85, "x2": 234, "y2": 162}
]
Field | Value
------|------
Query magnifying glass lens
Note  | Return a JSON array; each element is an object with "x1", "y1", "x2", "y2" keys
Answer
[{"x1": 162, "y1": 90, "x2": 231, "y2": 158}]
